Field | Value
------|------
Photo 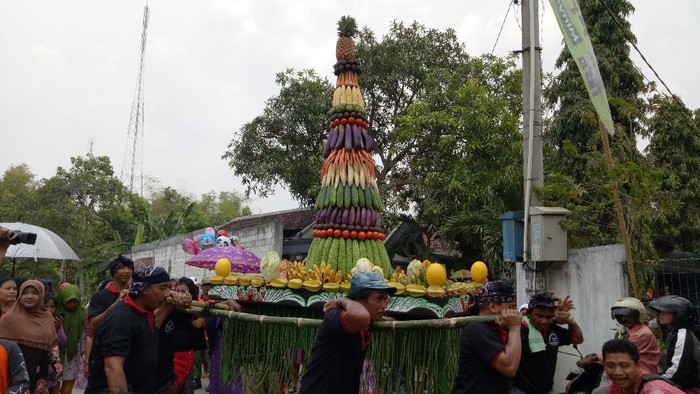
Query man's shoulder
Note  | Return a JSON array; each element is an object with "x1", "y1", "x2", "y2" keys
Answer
[
  {"x1": 0, "y1": 338, "x2": 20, "y2": 354},
  {"x1": 101, "y1": 301, "x2": 135, "y2": 324},
  {"x1": 639, "y1": 374, "x2": 685, "y2": 393}
]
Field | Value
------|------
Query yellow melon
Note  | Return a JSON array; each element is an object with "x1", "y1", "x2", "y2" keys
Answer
[
  {"x1": 426, "y1": 263, "x2": 447, "y2": 287},
  {"x1": 215, "y1": 258, "x2": 232, "y2": 277},
  {"x1": 471, "y1": 261, "x2": 488, "y2": 283}
]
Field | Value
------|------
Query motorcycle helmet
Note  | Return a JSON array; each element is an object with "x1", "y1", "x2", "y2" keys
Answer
[
  {"x1": 647, "y1": 295, "x2": 696, "y2": 328},
  {"x1": 610, "y1": 297, "x2": 647, "y2": 322}
]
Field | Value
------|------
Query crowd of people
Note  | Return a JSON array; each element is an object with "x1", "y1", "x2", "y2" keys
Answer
[
  {"x1": 2, "y1": 224, "x2": 700, "y2": 394},
  {"x1": 0, "y1": 227, "x2": 242, "y2": 394}
]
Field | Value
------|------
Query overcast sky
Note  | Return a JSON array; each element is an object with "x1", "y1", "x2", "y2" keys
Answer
[{"x1": 1, "y1": 1, "x2": 697, "y2": 214}]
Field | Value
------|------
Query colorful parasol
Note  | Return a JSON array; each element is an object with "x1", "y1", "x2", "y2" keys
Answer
[{"x1": 186, "y1": 246, "x2": 261, "y2": 273}]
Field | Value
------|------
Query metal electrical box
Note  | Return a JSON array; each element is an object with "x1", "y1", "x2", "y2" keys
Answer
[
  {"x1": 530, "y1": 206, "x2": 571, "y2": 262},
  {"x1": 499, "y1": 211, "x2": 524, "y2": 262}
]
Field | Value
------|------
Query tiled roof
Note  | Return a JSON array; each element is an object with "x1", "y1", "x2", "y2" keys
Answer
[{"x1": 219, "y1": 208, "x2": 316, "y2": 232}]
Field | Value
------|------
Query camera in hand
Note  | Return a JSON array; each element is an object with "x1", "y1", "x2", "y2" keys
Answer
[{"x1": 0, "y1": 230, "x2": 37, "y2": 245}]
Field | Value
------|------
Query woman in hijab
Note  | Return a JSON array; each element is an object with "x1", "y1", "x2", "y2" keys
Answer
[
  {"x1": 54, "y1": 284, "x2": 84, "y2": 394},
  {"x1": 0, "y1": 276, "x2": 17, "y2": 315},
  {"x1": 0, "y1": 280, "x2": 61, "y2": 393}
]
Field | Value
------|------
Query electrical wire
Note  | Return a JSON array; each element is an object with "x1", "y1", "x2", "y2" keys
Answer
[
  {"x1": 599, "y1": 0, "x2": 683, "y2": 107},
  {"x1": 491, "y1": 1, "x2": 515, "y2": 54}
]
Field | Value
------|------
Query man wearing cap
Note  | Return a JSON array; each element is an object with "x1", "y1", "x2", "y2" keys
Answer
[
  {"x1": 298, "y1": 272, "x2": 395, "y2": 394},
  {"x1": 453, "y1": 280, "x2": 522, "y2": 394},
  {"x1": 512, "y1": 291, "x2": 583, "y2": 394},
  {"x1": 83, "y1": 255, "x2": 135, "y2": 376},
  {"x1": 86, "y1": 266, "x2": 171, "y2": 394}
]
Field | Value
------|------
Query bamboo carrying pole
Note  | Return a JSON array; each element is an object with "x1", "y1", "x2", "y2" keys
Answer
[
  {"x1": 599, "y1": 121, "x2": 639, "y2": 298},
  {"x1": 184, "y1": 301, "x2": 497, "y2": 330}
]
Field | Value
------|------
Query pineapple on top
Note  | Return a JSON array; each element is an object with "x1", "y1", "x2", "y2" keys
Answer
[{"x1": 336, "y1": 16, "x2": 358, "y2": 61}]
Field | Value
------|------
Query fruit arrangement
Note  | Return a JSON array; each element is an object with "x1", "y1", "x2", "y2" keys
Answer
[
  {"x1": 306, "y1": 15, "x2": 392, "y2": 278},
  {"x1": 382, "y1": 260, "x2": 484, "y2": 298}
]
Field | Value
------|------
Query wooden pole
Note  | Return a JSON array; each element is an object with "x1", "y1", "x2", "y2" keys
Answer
[
  {"x1": 599, "y1": 122, "x2": 639, "y2": 298},
  {"x1": 185, "y1": 304, "x2": 497, "y2": 330}
]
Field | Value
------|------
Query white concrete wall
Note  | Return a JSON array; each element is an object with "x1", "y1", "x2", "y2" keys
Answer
[
  {"x1": 547, "y1": 244, "x2": 627, "y2": 392},
  {"x1": 128, "y1": 220, "x2": 284, "y2": 280}
]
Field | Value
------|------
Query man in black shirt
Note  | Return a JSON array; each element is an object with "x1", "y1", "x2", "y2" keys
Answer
[
  {"x1": 84, "y1": 255, "x2": 134, "y2": 376},
  {"x1": 298, "y1": 271, "x2": 396, "y2": 394},
  {"x1": 453, "y1": 280, "x2": 522, "y2": 394},
  {"x1": 512, "y1": 291, "x2": 584, "y2": 394},
  {"x1": 86, "y1": 266, "x2": 171, "y2": 394}
]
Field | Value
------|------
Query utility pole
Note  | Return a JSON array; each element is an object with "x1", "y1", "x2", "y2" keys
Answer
[{"x1": 518, "y1": 0, "x2": 545, "y2": 305}]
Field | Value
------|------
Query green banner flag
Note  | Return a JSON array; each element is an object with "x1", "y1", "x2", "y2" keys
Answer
[{"x1": 549, "y1": 0, "x2": 615, "y2": 135}]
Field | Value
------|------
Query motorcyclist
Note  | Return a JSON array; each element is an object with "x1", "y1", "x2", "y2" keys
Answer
[{"x1": 648, "y1": 295, "x2": 700, "y2": 392}]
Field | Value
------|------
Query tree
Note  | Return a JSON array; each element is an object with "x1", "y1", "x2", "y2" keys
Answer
[
  {"x1": 395, "y1": 55, "x2": 522, "y2": 262},
  {"x1": 198, "y1": 190, "x2": 252, "y2": 226},
  {"x1": 541, "y1": 0, "x2": 656, "y2": 259},
  {"x1": 223, "y1": 69, "x2": 333, "y2": 206},
  {"x1": 0, "y1": 164, "x2": 38, "y2": 222},
  {"x1": 646, "y1": 95, "x2": 700, "y2": 253},
  {"x1": 224, "y1": 22, "x2": 474, "y2": 208}
]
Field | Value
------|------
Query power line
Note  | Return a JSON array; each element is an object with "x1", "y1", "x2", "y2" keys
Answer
[
  {"x1": 491, "y1": 0, "x2": 514, "y2": 54},
  {"x1": 599, "y1": 0, "x2": 684, "y2": 107}
]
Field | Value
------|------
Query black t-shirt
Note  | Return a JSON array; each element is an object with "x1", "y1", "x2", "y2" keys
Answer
[
  {"x1": 452, "y1": 321, "x2": 511, "y2": 394},
  {"x1": 155, "y1": 310, "x2": 207, "y2": 388},
  {"x1": 513, "y1": 323, "x2": 572, "y2": 393},
  {"x1": 298, "y1": 308, "x2": 371, "y2": 394},
  {"x1": 87, "y1": 284, "x2": 120, "y2": 320},
  {"x1": 85, "y1": 297, "x2": 159, "y2": 394}
]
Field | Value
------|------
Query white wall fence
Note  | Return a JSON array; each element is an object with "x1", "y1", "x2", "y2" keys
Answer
[
  {"x1": 128, "y1": 220, "x2": 283, "y2": 280},
  {"x1": 549, "y1": 244, "x2": 627, "y2": 392}
]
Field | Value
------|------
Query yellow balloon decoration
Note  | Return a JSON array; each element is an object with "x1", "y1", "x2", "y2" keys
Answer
[
  {"x1": 215, "y1": 258, "x2": 232, "y2": 277},
  {"x1": 470, "y1": 261, "x2": 488, "y2": 283}
]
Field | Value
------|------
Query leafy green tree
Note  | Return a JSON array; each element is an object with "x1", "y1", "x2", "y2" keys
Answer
[
  {"x1": 225, "y1": 22, "x2": 477, "y2": 208},
  {"x1": 223, "y1": 69, "x2": 333, "y2": 206},
  {"x1": 395, "y1": 55, "x2": 522, "y2": 262},
  {"x1": 541, "y1": 0, "x2": 656, "y2": 260},
  {"x1": 0, "y1": 164, "x2": 38, "y2": 222},
  {"x1": 198, "y1": 190, "x2": 252, "y2": 226},
  {"x1": 646, "y1": 95, "x2": 700, "y2": 253}
]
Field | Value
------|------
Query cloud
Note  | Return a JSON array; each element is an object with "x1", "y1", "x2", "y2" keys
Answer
[{"x1": 30, "y1": 44, "x2": 67, "y2": 67}]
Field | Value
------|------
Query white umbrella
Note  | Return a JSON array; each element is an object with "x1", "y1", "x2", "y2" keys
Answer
[{"x1": 1, "y1": 222, "x2": 79, "y2": 261}]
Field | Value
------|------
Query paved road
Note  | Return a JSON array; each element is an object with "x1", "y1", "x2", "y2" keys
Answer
[{"x1": 73, "y1": 378, "x2": 211, "y2": 393}]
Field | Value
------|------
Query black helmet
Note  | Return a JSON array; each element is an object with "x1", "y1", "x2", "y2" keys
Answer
[{"x1": 648, "y1": 295, "x2": 696, "y2": 328}]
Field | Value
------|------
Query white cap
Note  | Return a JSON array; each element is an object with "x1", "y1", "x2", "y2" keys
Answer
[{"x1": 519, "y1": 303, "x2": 529, "y2": 311}]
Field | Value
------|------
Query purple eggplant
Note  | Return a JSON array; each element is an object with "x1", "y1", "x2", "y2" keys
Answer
[
  {"x1": 328, "y1": 126, "x2": 338, "y2": 148},
  {"x1": 352, "y1": 125, "x2": 362, "y2": 150},
  {"x1": 359, "y1": 208, "x2": 366, "y2": 227},
  {"x1": 355, "y1": 125, "x2": 365, "y2": 150},
  {"x1": 322, "y1": 136, "x2": 331, "y2": 158},
  {"x1": 342, "y1": 208, "x2": 350, "y2": 225},
  {"x1": 361, "y1": 128, "x2": 373, "y2": 152},
  {"x1": 335, "y1": 126, "x2": 345, "y2": 149},
  {"x1": 344, "y1": 124, "x2": 353, "y2": 150},
  {"x1": 330, "y1": 207, "x2": 339, "y2": 224},
  {"x1": 348, "y1": 206, "x2": 355, "y2": 226}
]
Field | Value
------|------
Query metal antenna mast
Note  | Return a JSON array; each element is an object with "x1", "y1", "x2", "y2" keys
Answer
[{"x1": 120, "y1": 4, "x2": 150, "y2": 196}]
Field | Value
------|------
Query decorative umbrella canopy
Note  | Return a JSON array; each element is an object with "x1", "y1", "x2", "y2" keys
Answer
[
  {"x1": 1, "y1": 222, "x2": 80, "y2": 261},
  {"x1": 186, "y1": 246, "x2": 261, "y2": 273}
]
